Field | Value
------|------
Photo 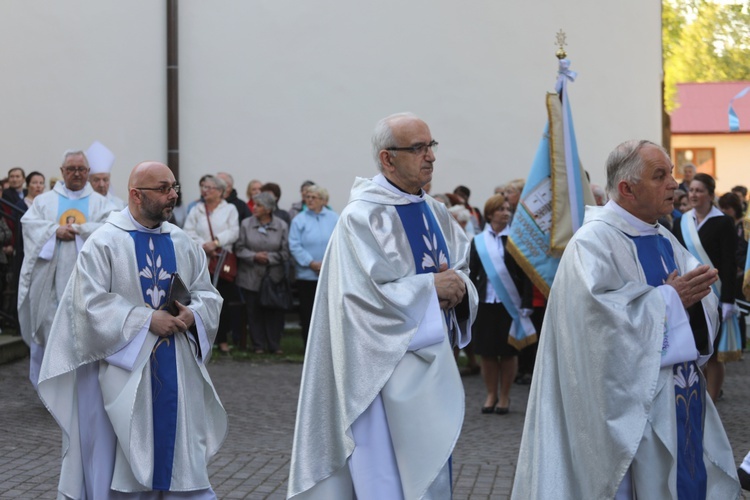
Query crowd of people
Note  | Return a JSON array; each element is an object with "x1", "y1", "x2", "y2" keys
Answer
[{"x1": 8, "y1": 114, "x2": 750, "y2": 497}]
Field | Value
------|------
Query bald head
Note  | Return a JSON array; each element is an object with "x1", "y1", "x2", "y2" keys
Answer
[{"x1": 128, "y1": 162, "x2": 178, "y2": 228}]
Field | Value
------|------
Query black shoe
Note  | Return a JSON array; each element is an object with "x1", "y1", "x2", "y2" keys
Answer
[
  {"x1": 481, "y1": 399, "x2": 498, "y2": 414},
  {"x1": 738, "y1": 467, "x2": 750, "y2": 491},
  {"x1": 495, "y1": 399, "x2": 510, "y2": 415}
]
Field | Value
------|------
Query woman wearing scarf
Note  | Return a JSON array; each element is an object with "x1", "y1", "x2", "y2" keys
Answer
[
  {"x1": 468, "y1": 194, "x2": 534, "y2": 415},
  {"x1": 673, "y1": 172, "x2": 738, "y2": 401}
]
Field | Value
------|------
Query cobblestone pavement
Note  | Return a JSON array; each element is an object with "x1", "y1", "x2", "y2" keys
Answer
[{"x1": 2, "y1": 353, "x2": 750, "y2": 499}]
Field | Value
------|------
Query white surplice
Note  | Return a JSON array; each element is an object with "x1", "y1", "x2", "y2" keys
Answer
[
  {"x1": 288, "y1": 175, "x2": 478, "y2": 499},
  {"x1": 17, "y1": 182, "x2": 114, "y2": 388},
  {"x1": 37, "y1": 209, "x2": 227, "y2": 499}
]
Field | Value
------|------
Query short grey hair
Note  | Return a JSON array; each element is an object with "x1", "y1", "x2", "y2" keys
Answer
[
  {"x1": 371, "y1": 112, "x2": 418, "y2": 171},
  {"x1": 253, "y1": 191, "x2": 277, "y2": 211},
  {"x1": 682, "y1": 163, "x2": 696, "y2": 173},
  {"x1": 61, "y1": 149, "x2": 89, "y2": 168},
  {"x1": 306, "y1": 184, "x2": 329, "y2": 203},
  {"x1": 217, "y1": 172, "x2": 234, "y2": 190},
  {"x1": 202, "y1": 174, "x2": 227, "y2": 195},
  {"x1": 605, "y1": 140, "x2": 668, "y2": 200},
  {"x1": 448, "y1": 204, "x2": 471, "y2": 224}
]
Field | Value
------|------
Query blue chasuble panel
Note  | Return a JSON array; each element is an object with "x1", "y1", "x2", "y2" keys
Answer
[
  {"x1": 394, "y1": 203, "x2": 451, "y2": 274},
  {"x1": 130, "y1": 231, "x2": 179, "y2": 491},
  {"x1": 56, "y1": 195, "x2": 90, "y2": 225},
  {"x1": 630, "y1": 234, "x2": 706, "y2": 499}
]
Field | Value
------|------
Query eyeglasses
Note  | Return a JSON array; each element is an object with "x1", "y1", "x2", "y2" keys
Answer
[
  {"x1": 304, "y1": 195, "x2": 321, "y2": 200},
  {"x1": 62, "y1": 166, "x2": 89, "y2": 174},
  {"x1": 385, "y1": 140, "x2": 438, "y2": 156},
  {"x1": 136, "y1": 184, "x2": 180, "y2": 195},
  {"x1": 200, "y1": 185, "x2": 218, "y2": 191}
]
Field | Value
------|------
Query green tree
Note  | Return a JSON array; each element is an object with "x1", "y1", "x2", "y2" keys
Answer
[{"x1": 663, "y1": 0, "x2": 750, "y2": 113}]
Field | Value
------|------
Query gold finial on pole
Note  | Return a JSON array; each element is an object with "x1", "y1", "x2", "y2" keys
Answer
[{"x1": 555, "y1": 29, "x2": 567, "y2": 59}]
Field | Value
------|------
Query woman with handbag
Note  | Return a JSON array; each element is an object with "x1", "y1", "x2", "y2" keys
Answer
[
  {"x1": 673, "y1": 173, "x2": 738, "y2": 401},
  {"x1": 235, "y1": 191, "x2": 290, "y2": 354},
  {"x1": 183, "y1": 174, "x2": 239, "y2": 355}
]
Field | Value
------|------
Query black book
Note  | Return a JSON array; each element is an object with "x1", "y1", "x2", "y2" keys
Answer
[{"x1": 166, "y1": 272, "x2": 191, "y2": 316}]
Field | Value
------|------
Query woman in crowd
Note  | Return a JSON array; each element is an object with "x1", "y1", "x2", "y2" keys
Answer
[
  {"x1": 718, "y1": 192, "x2": 748, "y2": 350},
  {"x1": 469, "y1": 194, "x2": 532, "y2": 415},
  {"x1": 502, "y1": 179, "x2": 525, "y2": 211},
  {"x1": 184, "y1": 174, "x2": 239, "y2": 355},
  {"x1": 288, "y1": 185, "x2": 338, "y2": 347},
  {"x1": 235, "y1": 191, "x2": 290, "y2": 354},
  {"x1": 24, "y1": 171, "x2": 45, "y2": 208},
  {"x1": 673, "y1": 173, "x2": 737, "y2": 401}
]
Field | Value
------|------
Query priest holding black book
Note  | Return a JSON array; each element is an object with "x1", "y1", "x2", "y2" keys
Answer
[{"x1": 37, "y1": 161, "x2": 227, "y2": 499}]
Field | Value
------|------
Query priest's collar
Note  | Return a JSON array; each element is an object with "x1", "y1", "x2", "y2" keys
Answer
[
  {"x1": 125, "y1": 207, "x2": 163, "y2": 233},
  {"x1": 605, "y1": 200, "x2": 660, "y2": 236},
  {"x1": 372, "y1": 174, "x2": 425, "y2": 203},
  {"x1": 56, "y1": 182, "x2": 88, "y2": 200}
]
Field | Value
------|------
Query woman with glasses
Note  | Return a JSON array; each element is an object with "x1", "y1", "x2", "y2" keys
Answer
[
  {"x1": 235, "y1": 192, "x2": 290, "y2": 354},
  {"x1": 183, "y1": 174, "x2": 239, "y2": 355},
  {"x1": 289, "y1": 185, "x2": 338, "y2": 347}
]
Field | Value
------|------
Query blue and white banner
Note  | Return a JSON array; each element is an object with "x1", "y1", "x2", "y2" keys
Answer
[
  {"x1": 729, "y1": 86, "x2": 750, "y2": 132},
  {"x1": 507, "y1": 58, "x2": 594, "y2": 296}
]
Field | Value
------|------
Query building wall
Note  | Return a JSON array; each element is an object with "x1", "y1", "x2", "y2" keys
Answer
[
  {"x1": 0, "y1": 0, "x2": 662, "y2": 211},
  {"x1": 672, "y1": 133, "x2": 750, "y2": 194}
]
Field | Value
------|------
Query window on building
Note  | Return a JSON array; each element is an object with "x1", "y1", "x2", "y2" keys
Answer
[{"x1": 673, "y1": 148, "x2": 715, "y2": 179}]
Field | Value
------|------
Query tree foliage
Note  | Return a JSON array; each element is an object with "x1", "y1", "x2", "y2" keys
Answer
[{"x1": 663, "y1": 0, "x2": 750, "y2": 113}]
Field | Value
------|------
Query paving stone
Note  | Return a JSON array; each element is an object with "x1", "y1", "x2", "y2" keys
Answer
[{"x1": 2, "y1": 353, "x2": 750, "y2": 498}]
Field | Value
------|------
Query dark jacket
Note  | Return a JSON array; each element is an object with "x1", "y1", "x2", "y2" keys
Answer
[
  {"x1": 226, "y1": 189, "x2": 252, "y2": 223},
  {"x1": 469, "y1": 233, "x2": 532, "y2": 308}
]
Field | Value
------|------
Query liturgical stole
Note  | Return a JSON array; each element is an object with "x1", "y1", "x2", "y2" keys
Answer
[
  {"x1": 130, "y1": 231, "x2": 179, "y2": 491},
  {"x1": 630, "y1": 234, "x2": 706, "y2": 500}
]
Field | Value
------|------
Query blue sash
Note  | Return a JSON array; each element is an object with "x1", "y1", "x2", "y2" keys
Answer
[
  {"x1": 630, "y1": 234, "x2": 706, "y2": 499},
  {"x1": 130, "y1": 231, "x2": 178, "y2": 491},
  {"x1": 474, "y1": 231, "x2": 536, "y2": 349}
]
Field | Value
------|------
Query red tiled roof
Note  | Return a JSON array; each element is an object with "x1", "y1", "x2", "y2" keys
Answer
[{"x1": 671, "y1": 81, "x2": 750, "y2": 133}]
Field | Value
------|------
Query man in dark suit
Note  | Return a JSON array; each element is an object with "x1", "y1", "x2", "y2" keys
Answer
[
  {"x1": 1, "y1": 167, "x2": 27, "y2": 321},
  {"x1": 2, "y1": 167, "x2": 27, "y2": 213}
]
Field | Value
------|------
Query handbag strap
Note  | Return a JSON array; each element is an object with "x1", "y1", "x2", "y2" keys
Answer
[{"x1": 205, "y1": 207, "x2": 216, "y2": 242}]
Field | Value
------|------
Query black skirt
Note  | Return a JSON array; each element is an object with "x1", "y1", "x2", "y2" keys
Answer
[{"x1": 472, "y1": 302, "x2": 518, "y2": 358}]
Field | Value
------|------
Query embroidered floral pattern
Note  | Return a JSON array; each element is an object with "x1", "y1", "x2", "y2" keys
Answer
[
  {"x1": 661, "y1": 317, "x2": 670, "y2": 356},
  {"x1": 420, "y1": 213, "x2": 448, "y2": 271},
  {"x1": 674, "y1": 362, "x2": 701, "y2": 477},
  {"x1": 138, "y1": 237, "x2": 172, "y2": 308}
]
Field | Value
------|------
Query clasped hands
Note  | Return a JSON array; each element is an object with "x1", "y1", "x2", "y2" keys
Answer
[
  {"x1": 150, "y1": 301, "x2": 195, "y2": 337},
  {"x1": 56, "y1": 224, "x2": 79, "y2": 241},
  {"x1": 434, "y1": 263, "x2": 466, "y2": 310},
  {"x1": 665, "y1": 264, "x2": 718, "y2": 309}
]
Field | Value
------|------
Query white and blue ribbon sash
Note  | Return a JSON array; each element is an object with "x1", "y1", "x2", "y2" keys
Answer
[
  {"x1": 680, "y1": 211, "x2": 721, "y2": 298},
  {"x1": 556, "y1": 58, "x2": 585, "y2": 233},
  {"x1": 474, "y1": 231, "x2": 535, "y2": 345}
]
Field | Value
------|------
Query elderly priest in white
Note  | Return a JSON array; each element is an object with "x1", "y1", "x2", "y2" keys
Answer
[
  {"x1": 18, "y1": 149, "x2": 113, "y2": 388},
  {"x1": 87, "y1": 140, "x2": 127, "y2": 209},
  {"x1": 512, "y1": 140, "x2": 740, "y2": 499},
  {"x1": 288, "y1": 112, "x2": 478, "y2": 499},
  {"x1": 38, "y1": 161, "x2": 226, "y2": 499}
]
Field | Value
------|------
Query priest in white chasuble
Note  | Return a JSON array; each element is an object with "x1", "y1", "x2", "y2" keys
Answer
[
  {"x1": 38, "y1": 161, "x2": 226, "y2": 499},
  {"x1": 512, "y1": 140, "x2": 740, "y2": 499},
  {"x1": 288, "y1": 113, "x2": 478, "y2": 500},
  {"x1": 18, "y1": 149, "x2": 114, "y2": 389}
]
